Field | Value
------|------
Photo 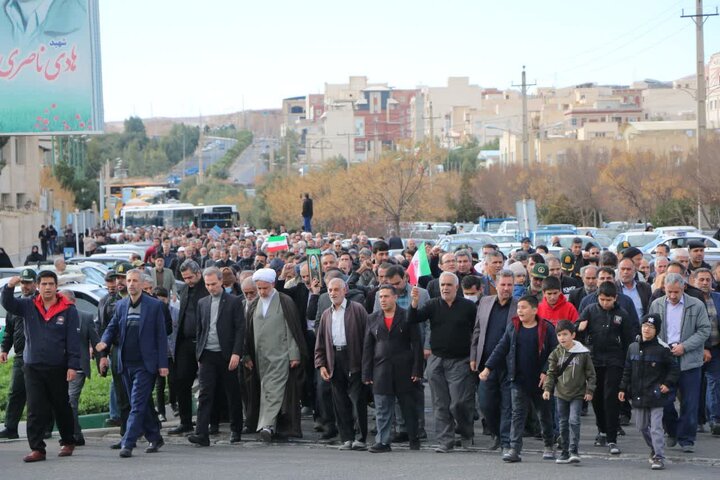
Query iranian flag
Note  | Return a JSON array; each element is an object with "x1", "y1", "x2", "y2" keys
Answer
[
  {"x1": 407, "y1": 242, "x2": 431, "y2": 286},
  {"x1": 265, "y1": 235, "x2": 289, "y2": 252}
]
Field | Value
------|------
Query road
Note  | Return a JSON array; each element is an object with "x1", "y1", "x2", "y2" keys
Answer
[
  {"x1": 228, "y1": 138, "x2": 277, "y2": 185},
  {"x1": 1, "y1": 436, "x2": 718, "y2": 480},
  {"x1": 172, "y1": 136, "x2": 237, "y2": 176}
]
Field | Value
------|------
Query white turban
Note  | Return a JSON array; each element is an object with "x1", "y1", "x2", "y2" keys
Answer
[{"x1": 252, "y1": 268, "x2": 277, "y2": 284}]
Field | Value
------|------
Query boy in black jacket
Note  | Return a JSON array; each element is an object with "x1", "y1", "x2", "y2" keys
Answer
[
  {"x1": 577, "y1": 281, "x2": 634, "y2": 455},
  {"x1": 619, "y1": 314, "x2": 679, "y2": 470},
  {"x1": 480, "y1": 295, "x2": 557, "y2": 463}
]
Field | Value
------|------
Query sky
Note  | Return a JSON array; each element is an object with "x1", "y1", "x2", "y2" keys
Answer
[{"x1": 99, "y1": 0, "x2": 720, "y2": 122}]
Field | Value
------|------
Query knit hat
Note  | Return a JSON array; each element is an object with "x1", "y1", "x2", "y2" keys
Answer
[{"x1": 641, "y1": 313, "x2": 661, "y2": 331}]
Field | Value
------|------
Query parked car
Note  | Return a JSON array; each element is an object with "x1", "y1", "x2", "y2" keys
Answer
[
  {"x1": 641, "y1": 233, "x2": 720, "y2": 263},
  {"x1": 609, "y1": 231, "x2": 660, "y2": 253}
]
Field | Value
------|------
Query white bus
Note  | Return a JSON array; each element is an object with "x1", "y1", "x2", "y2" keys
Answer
[{"x1": 121, "y1": 203, "x2": 239, "y2": 229}]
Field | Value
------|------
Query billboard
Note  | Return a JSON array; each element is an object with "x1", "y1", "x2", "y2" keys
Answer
[{"x1": 0, "y1": 0, "x2": 103, "y2": 134}]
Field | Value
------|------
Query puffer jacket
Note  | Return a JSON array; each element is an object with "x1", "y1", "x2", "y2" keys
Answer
[{"x1": 619, "y1": 336, "x2": 679, "y2": 409}]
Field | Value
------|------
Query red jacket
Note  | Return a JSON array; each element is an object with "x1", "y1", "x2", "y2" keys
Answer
[{"x1": 537, "y1": 294, "x2": 579, "y2": 326}]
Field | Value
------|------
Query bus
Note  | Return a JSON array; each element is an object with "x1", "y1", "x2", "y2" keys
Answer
[{"x1": 121, "y1": 203, "x2": 239, "y2": 229}]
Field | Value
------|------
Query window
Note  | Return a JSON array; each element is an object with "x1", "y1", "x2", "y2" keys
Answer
[{"x1": 15, "y1": 137, "x2": 25, "y2": 165}]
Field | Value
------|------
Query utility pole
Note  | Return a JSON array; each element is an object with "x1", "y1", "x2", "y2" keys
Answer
[
  {"x1": 512, "y1": 66, "x2": 536, "y2": 168},
  {"x1": 286, "y1": 137, "x2": 291, "y2": 174},
  {"x1": 682, "y1": 0, "x2": 718, "y2": 229},
  {"x1": 198, "y1": 113, "x2": 204, "y2": 185}
]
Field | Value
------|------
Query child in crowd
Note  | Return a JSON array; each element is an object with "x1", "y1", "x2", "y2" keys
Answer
[
  {"x1": 543, "y1": 320, "x2": 596, "y2": 464},
  {"x1": 480, "y1": 295, "x2": 558, "y2": 463},
  {"x1": 537, "y1": 276, "x2": 579, "y2": 326},
  {"x1": 619, "y1": 314, "x2": 679, "y2": 471}
]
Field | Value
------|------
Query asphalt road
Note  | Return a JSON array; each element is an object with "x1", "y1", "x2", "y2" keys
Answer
[
  {"x1": 1, "y1": 436, "x2": 718, "y2": 480},
  {"x1": 228, "y1": 139, "x2": 275, "y2": 185}
]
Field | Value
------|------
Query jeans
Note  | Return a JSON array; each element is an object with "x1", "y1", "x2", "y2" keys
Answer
[
  {"x1": 510, "y1": 385, "x2": 554, "y2": 453},
  {"x1": 705, "y1": 346, "x2": 720, "y2": 425},
  {"x1": 426, "y1": 355, "x2": 475, "y2": 448},
  {"x1": 556, "y1": 397, "x2": 582, "y2": 453},
  {"x1": 477, "y1": 367, "x2": 511, "y2": 448},
  {"x1": 302, "y1": 216, "x2": 312, "y2": 233},
  {"x1": 664, "y1": 366, "x2": 702, "y2": 446},
  {"x1": 109, "y1": 382, "x2": 120, "y2": 420},
  {"x1": 68, "y1": 372, "x2": 87, "y2": 440},
  {"x1": 374, "y1": 392, "x2": 417, "y2": 445}
]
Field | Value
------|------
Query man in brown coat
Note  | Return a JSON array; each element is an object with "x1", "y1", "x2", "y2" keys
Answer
[{"x1": 315, "y1": 277, "x2": 369, "y2": 450}]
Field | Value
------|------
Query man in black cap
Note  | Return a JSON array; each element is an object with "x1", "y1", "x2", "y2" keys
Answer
[
  {"x1": 687, "y1": 240, "x2": 711, "y2": 273},
  {"x1": 620, "y1": 247, "x2": 646, "y2": 282},
  {"x1": 553, "y1": 252, "x2": 582, "y2": 295},
  {"x1": 0, "y1": 269, "x2": 38, "y2": 439},
  {"x1": 517, "y1": 237, "x2": 535, "y2": 255}
]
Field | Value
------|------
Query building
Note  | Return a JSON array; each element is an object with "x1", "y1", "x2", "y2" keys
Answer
[
  {"x1": 0, "y1": 136, "x2": 53, "y2": 265},
  {"x1": 708, "y1": 51, "x2": 720, "y2": 129}
]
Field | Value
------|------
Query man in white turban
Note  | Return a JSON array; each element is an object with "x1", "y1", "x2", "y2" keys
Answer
[{"x1": 243, "y1": 268, "x2": 308, "y2": 442}]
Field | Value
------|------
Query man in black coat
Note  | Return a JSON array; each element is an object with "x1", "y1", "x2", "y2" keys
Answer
[
  {"x1": 363, "y1": 285, "x2": 423, "y2": 453},
  {"x1": 302, "y1": 193, "x2": 313, "y2": 233},
  {"x1": 187, "y1": 267, "x2": 245, "y2": 446},
  {"x1": 168, "y1": 260, "x2": 209, "y2": 435}
]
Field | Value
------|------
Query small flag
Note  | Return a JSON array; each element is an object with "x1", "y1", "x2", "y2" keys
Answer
[
  {"x1": 265, "y1": 235, "x2": 289, "y2": 252},
  {"x1": 208, "y1": 225, "x2": 222, "y2": 240},
  {"x1": 407, "y1": 242, "x2": 431, "y2": 286}
]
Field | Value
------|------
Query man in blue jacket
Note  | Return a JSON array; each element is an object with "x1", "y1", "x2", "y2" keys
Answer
[
  {"x1": 97, "y1": 269, "x2": 169, "y2": 458},
  {"x1": 1, "y1": 270, "x2": 81, "y2": 463}
]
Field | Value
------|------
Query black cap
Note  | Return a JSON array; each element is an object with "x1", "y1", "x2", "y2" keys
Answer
[
  {"x1": 104, "y1": 270, "x2": 118, "y2": 281},
  {"x1": 521, "y1": 237, "x2": 531, "y2": 243},
  {"x1": 20, "y1": 268, "x2": 37, "y2": 282},
  {"x1": 622, "y1": 247, "x2": 643, "y2": 259},
  {"x1": 687, "y1": 240, "x2": 706, "y2": 250}
]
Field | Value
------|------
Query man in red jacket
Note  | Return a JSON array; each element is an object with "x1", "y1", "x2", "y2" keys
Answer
[{"x1": 538, "y1": 276, "x2": 578, "y2": 326}]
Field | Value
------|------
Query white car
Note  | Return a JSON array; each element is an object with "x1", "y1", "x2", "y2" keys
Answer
[{"x1": 641, "y1": 234, "x2": 720, "y2": 263}]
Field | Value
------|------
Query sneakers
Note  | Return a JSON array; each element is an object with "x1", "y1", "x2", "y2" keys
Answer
[
  {"x1": 502, "y1": 448, "x2": 521, "y2": 463},
  {"x1": 338, "y1": 440, "x2": 353, "y2": 450},
  {"x1": 368, "y1": 442, "x2": 391, "y2": 453},
  {"x1": 556, "y1": 451, "x2": 571, "y2": 464},
  {"x1": 351, "y1": 440, "x2": 367, "y2": 451},
  {"x1": 711, "y1": 423, "x2": 720, "y2": 436},
  {"x1": 608, "y1": 443, "x2": 621, "y2": 455},
  {"x1": 434, "y1": 444, "x2": 452, "y2": 453},
  {"x1": 258, "y1": 428, "x2": 273, "y2": 443},
  {"x1": 543, "y1": 446, "x2": 555, "y2": 460},
  {"x1": 594, "y1": 433, "x2": 607, "y2": 447},
  {"x1": 569, "y1": 449, "x2": 581, "y2": 463},
  {"x1": 681, "y1": 444, "x2": 695, "y2": 453},
  {"x1": 651, "y1": 457, "x2": 665, "y2": 470}
]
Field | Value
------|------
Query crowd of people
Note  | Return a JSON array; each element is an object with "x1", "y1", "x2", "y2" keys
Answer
[{"x1": 1, "y1": 224, "x2": 719, "y2": 471}]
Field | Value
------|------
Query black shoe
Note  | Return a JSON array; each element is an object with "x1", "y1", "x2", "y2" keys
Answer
[
  {"x1": 617, "y1": 426, "x2": 625, "y2": 436},
  {"x1": 230, "y1": 432, "x2": 242, "y2": 443},
  {"x1": 188, "y1": 434, "x2": 210, "y2": 447},
  {"x1": 391, "y1": 431, "x2": 409, "y2": 443},
  {"x1": 503, "y1": 448, "x2": 521, "y2": 463},
  {"x1": 119, "y1": 448, "x2": 133, "y2": 458},
  {"x1": 712, "y1": 424, "x2": 720, "y2": 436},
  {"x1": 619, "y1": 415, "x2": 630, "y2": 426},
  {"x1": 145, "y1": 438, "x2": 164, "y2": 453},
  {"x1": 0, "y1": 428, "x2": 19, "y2": 439},
  {"x1": 110, "y1": 441, "x2": 122, "y2": 450},
  {"x1": 104, "y1": 418, "x2": 122, "y2": 427},
  {"x1": 409, "y1": 439, "x2": 420, "y2": 450},
  {"x1": 242, "y1": 426, "x2": 251, "y2": 434},
  {"x1": 368, "y1": 442, "x2": 392, "y2": 453},
  {"x1": 258, "y1": 428, "x2": 272, "y2": 443},
  {"x1": 320, "y1": 428, "x2": 338, "y2": 440},
  {"x1": 43, "y1": 431, "x2": 52, "y2": 439},
  {"x1": 489, "y1": 435, "x2": 501, "y2": 450},
  {"x1": 209, "y1": 425, "x2": 220, "y2": 435},
  {"x1": 168, "y1": 424, "x2": 193, "y2": 435},
  {"x1": 74, "y1": 436, "x2": 85, "y2": 446},
  {"x1": 418, "y1": 429, "x2": 428, "y2": 440}
]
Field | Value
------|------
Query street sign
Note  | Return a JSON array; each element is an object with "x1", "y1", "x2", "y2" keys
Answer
[{"x1": 515, "y1": 199, "x2": 538, "y2": 238}]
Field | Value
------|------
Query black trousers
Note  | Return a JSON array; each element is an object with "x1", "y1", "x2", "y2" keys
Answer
[
  {"x1": 175, "y1": 338, "x2": 199, "y2": 426},
  {"x1": 592, "y1": 366, "x2": 623, "y2": 443},
  {"x1": 195, "y1": 351, "x2": 243, "y2": 436},
  {"x1": 110, "y1": 348, "x2": 131, "y2": 435},
  {"x1": 155, "y1": 356, "x2": 175, "y2": 417},
  {"x1": 330, "y1": 349, "x2": 367, "y2": 443},
  {"x1": 24, "y1": 365, "x2": 75, "y2": 453}
]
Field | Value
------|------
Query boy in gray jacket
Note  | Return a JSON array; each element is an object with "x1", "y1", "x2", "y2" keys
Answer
[{"x1": 543, "y1": 320, "x2": 596, "y2": 464}]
